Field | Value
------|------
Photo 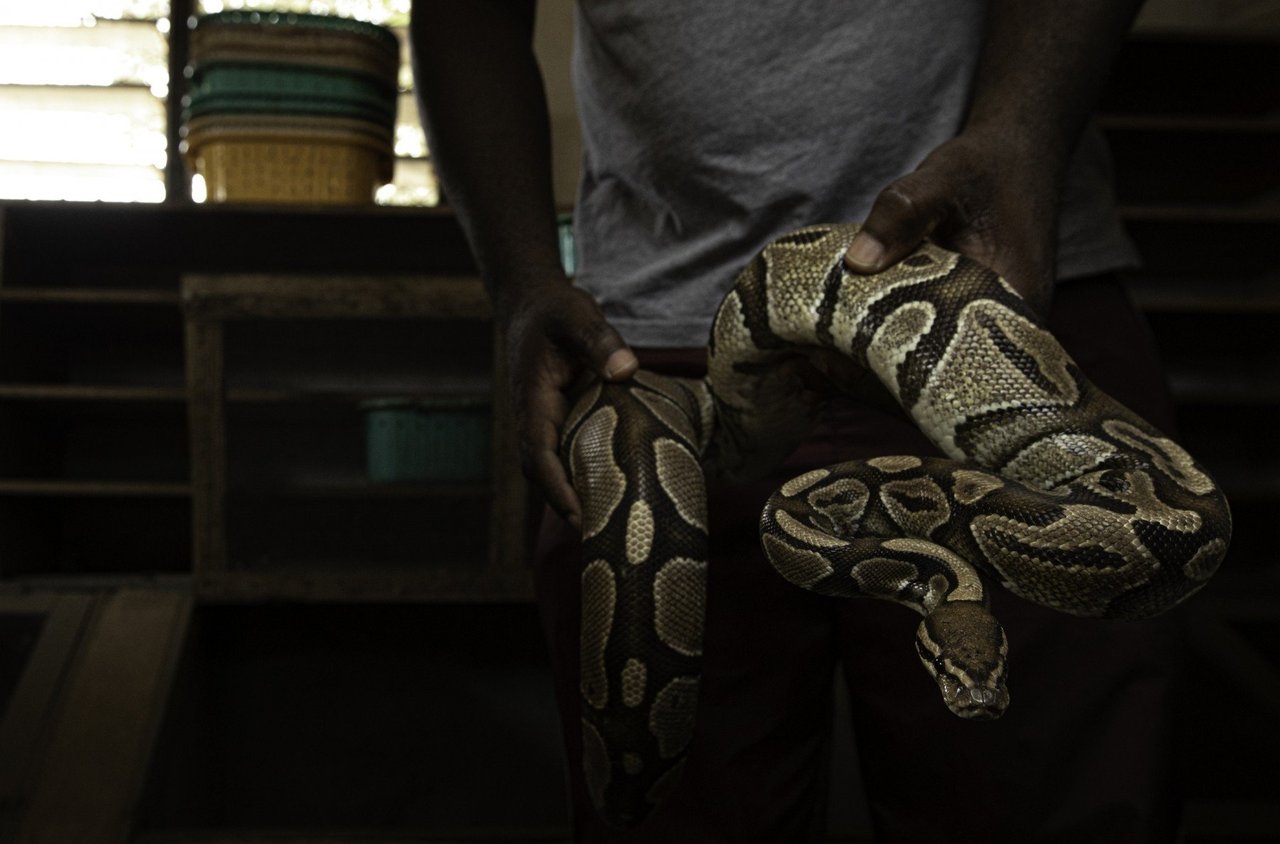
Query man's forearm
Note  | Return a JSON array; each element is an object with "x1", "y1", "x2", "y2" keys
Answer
[
  {"x1": 410, "y1": 0, "x2": 564, "y2": 306},
  {"x1": 964, "y1": 0, "x2": 1144, "y2": 163}
]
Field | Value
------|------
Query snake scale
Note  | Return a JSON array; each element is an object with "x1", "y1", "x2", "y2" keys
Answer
[{"x1": 560, "y1": 223, "x2": 1232, "y2": 827}]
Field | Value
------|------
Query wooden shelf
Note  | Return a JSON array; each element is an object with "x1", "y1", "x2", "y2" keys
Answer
[
  {"x1": 0, "y1": 384, "x2": 187, "y2": 402},
  {"x1": 0, "y1": 383, "x2": 494, "y2": 406},
  {"x1": 224, "y1": 387, "x2": 493, "y2": 405},
  {"x1": 0, "y1": 479, "x2": 191, "y2": 498},
  {"x1": 229, "y1": 479, "x2": 491, "y2": 499},
  {"x1": 193, "y1": 568, "x2": 533, "y2": 604},
  {"x1": 181, "y1": 270, "x2": 526, "y2": 601},
  {"x1": 0, "y1": 288, "x2": 180, "y2": 305}
]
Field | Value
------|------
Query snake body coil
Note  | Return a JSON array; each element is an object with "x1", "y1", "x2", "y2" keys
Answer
[{"x1": 561, "y1": 223, "x2": 1231, "y2": 826}]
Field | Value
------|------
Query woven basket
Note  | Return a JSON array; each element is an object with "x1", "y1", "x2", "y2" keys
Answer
[
  {"x1": 189, "y1": 131, "x2": 390, "y2": 204},
  {"x1": 184, "y1": 112, "x2": 392, "y2": 138},
  {"x1": 183, "y1": 12, "x2": 399, "y2": 205}
]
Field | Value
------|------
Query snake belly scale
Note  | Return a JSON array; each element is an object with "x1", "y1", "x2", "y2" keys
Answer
[{"x1": 560, "y1": 223, "x2": 1231, "y2": 827}]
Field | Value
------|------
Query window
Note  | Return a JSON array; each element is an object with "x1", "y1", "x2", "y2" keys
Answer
[
  {"x1": 0, "y1": 0, "x2": 436, "y2": 204},
  {"x1": 0, "y1": 2, "x2": 170, "y2": 202}
]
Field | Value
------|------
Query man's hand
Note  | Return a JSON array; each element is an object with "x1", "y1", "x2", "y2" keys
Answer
[
  {"x1": 501, "y1": 281, "x2": 638, "y2": 532},
  {"x1": 843, "y1": 0, "x2": 1144, "y2": 318},
  {"x1": 412, "y1": 0, "x2": 639, "y2": 530},
  {"x1": 843, "y1": 129, "x2": 1059, "y2": 317}
]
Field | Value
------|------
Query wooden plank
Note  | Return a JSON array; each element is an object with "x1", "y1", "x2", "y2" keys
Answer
[
  {"x1": 224, "y1": 386, "x2": 492, "y2": 405},
  {"x1": 195, "y1": 570, "x2": 533, "y2": 604},
  {"x1": 0, "y1": 384, "x2": 187, "y2": 402},
  {"x1": 0, "y1": 480, "x2": 191, "y2": 498},
  {"x1": 0, "y1": 288, "x2": 180, "y2": 305},
  {"x1": 14, "y1": 589, "x2": 193, "y2": 844},
  {"x1": 181, "y1": 275, "x2": 490, "y2": 320},
  {"x1": 0, "y1": 594, "x2": 97, "y2": 836},
  {"x1": 230, "y1": 480, "x2": 491, "y2": 499},
  {"x1": 185, "y1": 316, "x2": 227, "y2": 575},
  {"x1": 130, "y1": 829, "x2": 573, "y2": 843}
]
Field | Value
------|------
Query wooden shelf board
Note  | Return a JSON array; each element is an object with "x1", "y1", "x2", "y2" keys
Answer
[
  {"x1": 0, "y1": 384, "x2": 186, "y2": 402},
  {"x1": 194, "y1": 569, "x2": 534, "y2": 604},
  {"x1": 0, "y1": 384, "x2": 494, "y2": 406},
  {"x1": 130, "y1": 827, "x2": 570, "y2": 843},
  {"x1": 0, "y1": 288, "x2": 180, "y2": 305},
  {"x1": 225, "y1": 387, "x2": 493, "y2": 405},
  {"x1": 229, "y1": 479, "x2": 491, "y2": 499},
  {"x1": 0, "y1": 479, "x2": 191, "y2": 498},
  {"x1": 0, "y1": 574, "x2": 193, "y2": 593},
  {"x1": 182, "y1": 274, "x2": 490, "y2": 320}
]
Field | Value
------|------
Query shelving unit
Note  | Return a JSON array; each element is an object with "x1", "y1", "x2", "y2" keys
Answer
[
  {"x1": 182, "y1": 271, "x2": 529, "y2": 601},
  {"x1": 0, "y1": 202, "x2": 523, "y2": 591}
]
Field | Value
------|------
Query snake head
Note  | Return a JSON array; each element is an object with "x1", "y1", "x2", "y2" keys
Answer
[{"x1": 915, "y1": 601, "x2": 1010, "y2": 720}]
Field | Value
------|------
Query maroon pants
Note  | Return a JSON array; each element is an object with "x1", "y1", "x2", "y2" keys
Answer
[{"x1": 533, "y1": 275, "x2": 1180, "y2": 842}]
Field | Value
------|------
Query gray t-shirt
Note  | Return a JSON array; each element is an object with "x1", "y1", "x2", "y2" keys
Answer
[{"x1": 570, "y1": 0, "x2": 1139, "y2": 348}]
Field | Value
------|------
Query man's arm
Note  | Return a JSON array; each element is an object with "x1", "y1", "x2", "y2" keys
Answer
[
  {"x1": 844, "y1": 0, "x2": 1146, "y2": 315},
  {"x1": 411, "y1": 0, "x2": 636, "y2": 530}
]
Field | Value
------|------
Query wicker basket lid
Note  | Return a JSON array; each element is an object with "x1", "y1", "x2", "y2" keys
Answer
[
  {"x1": 189, "y1": 13, "x2": 401, "y2": 84},
  {"x1": 190, "y1": 11, "x2": 399, "y2": 54}
]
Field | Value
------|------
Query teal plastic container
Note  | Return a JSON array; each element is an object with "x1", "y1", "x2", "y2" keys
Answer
[
  {"x1": 189, "y1": 62, "x2": 396, "y2": 105},
  {"x1": 557, "y1": 212, "x2": 576, "y2": 277},
  {"x1": 182, "y1": 91, "x2": 395, "y2": 127},
  {"x1": 362, "y1": 398, "x2": 490, "y2": 483}
]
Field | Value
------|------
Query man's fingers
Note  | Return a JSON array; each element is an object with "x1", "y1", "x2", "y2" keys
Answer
[
  {"x1": 516, "y1": 363, "x2": 583, "y2": 530},
  {"x1": 520, "y1": 403, "x2": 583, "y2": 530},
  {"x1": 528, "y1": 440, "x2": 582, "y2": 531},
  {"x1": 506, "y1": 286, "x2": 634, "y2": 533},
  {"x1": 603, "y1": 347, "x2": 639, "y2": 382},
  {"x1": 845, "y1": 174, "x2": 949, "y2": 274}
]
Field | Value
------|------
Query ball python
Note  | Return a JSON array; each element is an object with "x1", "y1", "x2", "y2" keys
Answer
[{"x1": 560, "y1": 222, "x2": 1231, "y2": 827}]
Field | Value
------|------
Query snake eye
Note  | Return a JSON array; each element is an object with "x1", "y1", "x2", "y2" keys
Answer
[
  {"x1": 915, "y1": 638, "x2": 945, "y2": 674},
  {"x1": 1098, "y1": 472, "x2": 1131, "y2": 494},
  {"x1": 904, "y1": 254, "x2": 933, "y2": 267}
]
